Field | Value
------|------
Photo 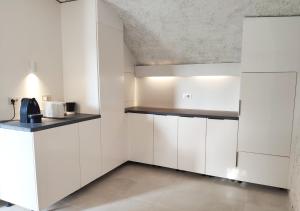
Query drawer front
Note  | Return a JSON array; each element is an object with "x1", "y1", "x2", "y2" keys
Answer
[{"x1": 237, "y1": 152, "x2": 289, "y2": 189}]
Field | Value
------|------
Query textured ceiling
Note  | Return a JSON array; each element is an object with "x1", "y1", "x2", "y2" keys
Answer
[{"x1": 104, "y1": 0, "x2": 300, "y2": 65}]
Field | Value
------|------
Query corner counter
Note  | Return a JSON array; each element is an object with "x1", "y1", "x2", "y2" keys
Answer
[
  {"x1": 0, "y1": 114, "x2": 102, "y2": 211},
  {"x1": 0, "y1": 114, "x2": 101, "y2": 132}
]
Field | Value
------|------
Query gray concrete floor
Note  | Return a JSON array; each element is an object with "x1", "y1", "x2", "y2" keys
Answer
[{"x1": 0, "y1": 163, "x2": 290, "y2": 211}]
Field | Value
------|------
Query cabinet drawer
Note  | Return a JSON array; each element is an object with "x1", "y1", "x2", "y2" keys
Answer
[{"x1": 237, "y1": 152, "x2": 289, "y2": 189}]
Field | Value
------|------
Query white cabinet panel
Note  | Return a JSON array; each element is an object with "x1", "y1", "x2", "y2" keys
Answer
[
  {"x1": 98, "y1": 9, "x2": 126, "y2": 174},
  {"x1": 61, "y1": 0, "x2": 100, "y2": 114},
  {"x1": 178, "y1": 117, "x2": 206, "y2": 174},
  {"x1": 78, "y1": 119, "x2": 102, "y2": 187},
  {"x1": 238, "y1": 72, "x2": 296, "y2": 156},
  {"x1": 34, "y1": 124, "x2": 81, "y2": 210},
  {"x1": 128, "y1": 113, "x2": 154, "y2": 164},
  {"x1": 237, "y1": 152, "x2": 289, "y2": 189},
  {"x1": 154, "y1": 115, "x2": 178, "y2": 169},
  {"x1": 0, "y1": 129, "x2": 38, "y2": 211},
  {"x1": 206, "y1": 119, "x2": 238, "y2": 179}
]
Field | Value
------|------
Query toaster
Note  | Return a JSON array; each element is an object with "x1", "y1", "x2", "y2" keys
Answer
[{"x1": 44, "y1": 101, "x2": 65, "y2": 118}]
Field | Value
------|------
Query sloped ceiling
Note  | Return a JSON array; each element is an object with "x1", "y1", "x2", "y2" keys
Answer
[{"x1": 104, "y1": 0, "x2": 300, "y2": 65}]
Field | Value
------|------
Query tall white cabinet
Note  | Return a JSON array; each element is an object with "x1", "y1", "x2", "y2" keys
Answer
[
  {"x1": 237, "y1": 72, "x2": 296, "y2": 188},
  {"x1": 61, "y1": 0, "x2": 127, "y2": 174}
]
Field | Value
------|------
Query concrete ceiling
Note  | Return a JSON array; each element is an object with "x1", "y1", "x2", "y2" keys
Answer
[{"x1": 104, "y1": 0, "x2": 300, "y2": 65}]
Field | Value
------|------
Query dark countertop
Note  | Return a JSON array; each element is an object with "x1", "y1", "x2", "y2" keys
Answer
[
  {"x1": 0, "y1": 114, "x2": 101, "y2": 132},
  {"x1": 125, "y1": 107, "x2": 239, "y2": 120}
]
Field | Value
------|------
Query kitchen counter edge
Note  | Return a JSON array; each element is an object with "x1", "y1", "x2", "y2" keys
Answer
[
  {"x1": 0, "y1": 114, "x2": 101, "y2": 132},
  {"x1": 125, "y1": 107, "x2": 239, "y2": 120}
]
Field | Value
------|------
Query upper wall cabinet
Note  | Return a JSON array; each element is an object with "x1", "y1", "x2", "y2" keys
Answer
[
  {"x1": 238, "y1": 72, "x2": 296, "y2": 156},
  {"x1": 241, "y1": 17, "x2": 300, "y2": 73}
]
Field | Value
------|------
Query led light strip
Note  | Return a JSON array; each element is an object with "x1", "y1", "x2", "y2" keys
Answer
[{"x1": 56, "y1": 0, "x2": 77, "y2": 3}]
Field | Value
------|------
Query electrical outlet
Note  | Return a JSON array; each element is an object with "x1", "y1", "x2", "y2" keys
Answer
[
  {"x1": 182, "y1": 93, "x2": 192, "y2": 100},
  {"x1": 42, "y1": 95, "x2": 51, "y2": 101},
  {"x1": 8, "y1": 97, "x2": 19, "y2": 105}
]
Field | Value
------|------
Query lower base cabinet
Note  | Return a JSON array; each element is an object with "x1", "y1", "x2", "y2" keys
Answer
[
  {"x1": 154, "y1": 115, "x2": 178, "y2": 169},
  {"x1": 206, "y1": 119, "x2": 238, "y2": 179},
  {"x1": 237, "y1": 152, "x2": 289, "y2": 189},
  {"x1": 127, "y1": 113, "x2": 154, "y2": 164},
  {"x1": 178, "y1": 117, "x2": 206, "y2": 174},
  {"x1": 78, "y1": 119, "x2": 102, "y2": 187},
  {"x1": 0, "y1": 119, "x2": 102, "y2": 211}
]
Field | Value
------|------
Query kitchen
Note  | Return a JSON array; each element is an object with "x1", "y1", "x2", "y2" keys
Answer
[{"x1": 0, "y1": 0, "x2": 300, "y2": 211}]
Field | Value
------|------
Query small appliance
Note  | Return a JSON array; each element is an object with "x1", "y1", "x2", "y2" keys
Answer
[
  {"x1": 66, "y1": 102, "x2": 76, "y2": 115},
  {"x1": 44, "y1": 101, "x2": 65, "y2": 118},
  {"x1": 20, "y1": 98, "x2": 43, "y2": 123}
]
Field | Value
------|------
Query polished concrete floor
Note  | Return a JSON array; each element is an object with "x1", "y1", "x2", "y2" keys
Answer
[{"x1": 0, "y1": 163, "x2": 290, "y2": 211}]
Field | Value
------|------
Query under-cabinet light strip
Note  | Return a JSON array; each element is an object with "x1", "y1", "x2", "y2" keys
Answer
[{"x1": 56, "y1": 0, "x2": 77, "y2": 3}]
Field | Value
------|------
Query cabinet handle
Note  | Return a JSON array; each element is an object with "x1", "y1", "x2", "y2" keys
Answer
[
  {"x1": 239, "y1": 100, "x2": 242, "y2": 116},
  {"x1": 236, "y1": 152, "x2": 239, "y2": 167}
]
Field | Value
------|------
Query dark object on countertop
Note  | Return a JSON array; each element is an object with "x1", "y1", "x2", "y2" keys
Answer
[
  {"x1": 66, "y1": 102, "x2": 76, "y2": 114},
  {"x1": 28, "y1": 114, "x2": 44, "y2": 124},
  {"x1": 20, "y1": 98, "x2": 43, "y2": 123}
]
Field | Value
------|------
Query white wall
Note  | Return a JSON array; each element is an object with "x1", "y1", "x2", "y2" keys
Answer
[
  {"x1": 241, "y1": 16, "x2": 300, "y2": 211},
  {"x1": 61, "y1": 0, "x2": 100, "y2": 114},
  {"x1": 0, "y1": 0, "x2": 64, "y2": 120},
  {"x1": 136, "y1": 76, "x2": 240, "y2": 111}
]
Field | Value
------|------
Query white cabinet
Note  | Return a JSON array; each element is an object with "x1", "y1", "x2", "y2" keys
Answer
[
  {"x1": 178, "y1": 117, "x2": 206, "y2": 174},
  {"x1": 0, "y1": 130, "x2": 38, "y2": 211},
  {"x1": 34, "y1": 124, "x2": 81, "y2": 210},
  {"x1": 154, "y1": 115, "x2": 178, "y2": 169},
  {"x1": 78, "y1": 119, "x2": 102, "y2": 187},
  {"x1": 0, "y1": 119, "x2": 102, "y2": 211},
  {"x1": 237, "y1": 152, "x2": 289, "y2": 188},
  {"x1": 206, "y1": 119, "x2": 238, "y2": 179},
  {"x1": 61, "y1": 0, "x2": 127, "y2": 174},
  {"x1": 127, "y1": 113, "x2": 154, "y2": 164},
  {"x1": 237, "y1": 72, "x2": 296, "y2": 188},
  {"x1": 238, "y1": 72, "x2": 296, "y2": 156}
]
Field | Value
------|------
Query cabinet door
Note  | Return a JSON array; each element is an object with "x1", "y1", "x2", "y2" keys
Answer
[
  {"x1": 154, "y1": 115, "x2": 178, "y2": 169},
  {"x1": 237, "y1": 152, "x2": 289, "y2": 188},
  {"x1": 78, "y1": 119, "x2": 102, "y2": 187},
  {"x1": 239, "y1": 72, "x2": 296, "y2": 156},
  {"x1": 178, "y1": 117, "x2": 206, "y2": 174},
  {"x1": 206, "y1": 119, "x2": 238, "y2": 179},
  {"x1": 34, "y1": 124, "x2": 81, "y2": 210},
  {"x1": 127, "y1": 113, "x2": 154, "y2": 164}
]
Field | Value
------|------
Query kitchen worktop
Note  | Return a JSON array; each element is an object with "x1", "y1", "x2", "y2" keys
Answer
[
  {"x1": 125, "y1": 107, "x2": 239, "y2": 120},
  {"x1": 0, "y1": 113, "x2": 101, "y2": 132}
]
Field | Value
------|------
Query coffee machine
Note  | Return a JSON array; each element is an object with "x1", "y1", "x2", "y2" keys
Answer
[{"x1": 20, "y1": 98, "x2": 43, "y2": 123}]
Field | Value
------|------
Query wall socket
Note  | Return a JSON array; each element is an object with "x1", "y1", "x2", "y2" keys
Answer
[
  {"x1": 8, "y1": 97, "x2": 19, "y2": 105},
  {"x1": 182, "y1": 93, "x2": 192, "y2": 100}
]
